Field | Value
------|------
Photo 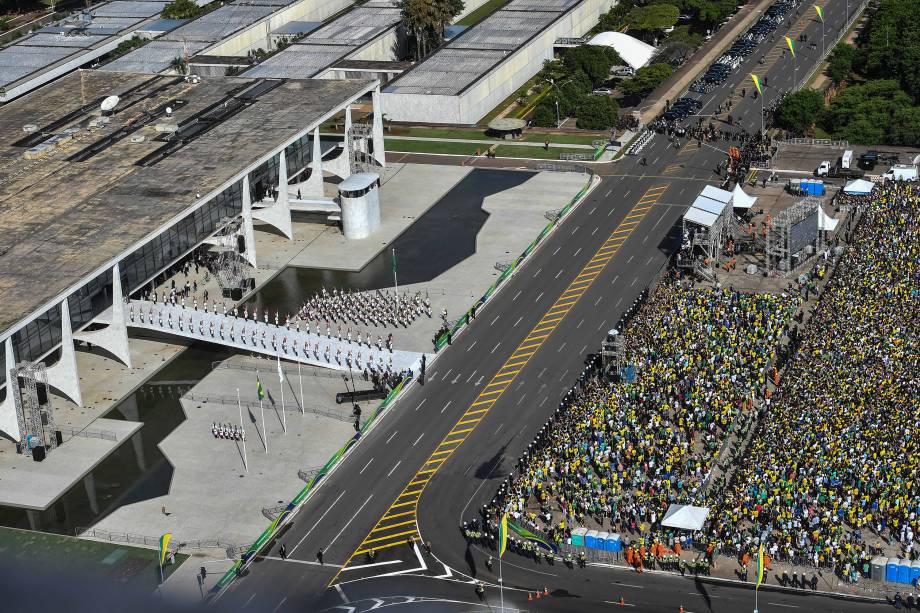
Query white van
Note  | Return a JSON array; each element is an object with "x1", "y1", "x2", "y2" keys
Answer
[
  {"x1": 881, "y1": 165, "x2": 918, "y2": 181},
  {"x1": 841, "y1": 150, "x2": 853, "y2": 169}
]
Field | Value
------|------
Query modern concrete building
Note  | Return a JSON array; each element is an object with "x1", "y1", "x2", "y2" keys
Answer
[
  {"x1": 100, "y1": 0, "x2": 353, "y2": 75},
  {"x1": 0, "y1": 0, "x2": 173, "y2": 103},
  {"x1": 381, "y1": 0, "x2": 615, "y2": 124},
  {"x1": 0, "y1": 70, "x2": 384, "y2": 448}
]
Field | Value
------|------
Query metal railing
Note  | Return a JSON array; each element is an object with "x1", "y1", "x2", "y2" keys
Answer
[
  {"x1": 78, "y1": 527, "x2": 245, "y2": 558},
  {"x1": 794, "y1": 0, "x2": 871, "y2": 92},
  {"x1": 780, "y1": 137, "x2": 850, "y2": 148},
  {"x1": 559, "y1": 152, "x2": 590, "y2": 161},
  {"x1": 183, "y1": 392, "x2": 354, "y2": 424},
  {"x1": 58, "y1": 425, "x2": 117, "y2": 442}
]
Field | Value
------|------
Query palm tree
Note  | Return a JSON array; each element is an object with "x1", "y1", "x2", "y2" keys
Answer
[{"x1": 399, "y1": 0, "x2": 463, "y2": 60}]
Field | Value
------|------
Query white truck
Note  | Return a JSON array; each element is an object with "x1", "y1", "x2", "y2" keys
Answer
[
  {"x1": 881, "y1": 165, "x2": 918, "y2": 182},
  {"x1": 841, "y1": 149, "x2": 853, "y2": 169}
]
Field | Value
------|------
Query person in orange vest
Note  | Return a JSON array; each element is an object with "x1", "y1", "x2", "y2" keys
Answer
[
  {"x1": 674, "y1": 541, "x2": 682, "y2": 555},
  {"x1": 773, "y1": 367, "x2": 780, "y2": 386},
  {"x1": 626, "y1": 546, "x2": 634, "y2": 566},
  {"x1": 741, "y1": 551, "x2": 750, "y2": 567},
  {"x1": 639, "y1": 544, "x2": 647, "y2": 561}
]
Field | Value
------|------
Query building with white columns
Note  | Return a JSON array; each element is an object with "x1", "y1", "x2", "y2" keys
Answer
[{"x1": 0, "y1": 70, "x2": 385, "y2": 448}]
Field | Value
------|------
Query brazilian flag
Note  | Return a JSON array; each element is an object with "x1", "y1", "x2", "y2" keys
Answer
[
  {"x1": 158, "y1": 533, "x2": 172, "y2": 566},
  {"x1": 509, "y1": 519, "x2": 558, "y2": 554},
  {"x1": 499, "y1": 513, "x2": 508, "y2": 558},
  {"x1": 257, "y1": 375, "x2": 265, "y2": 400}
]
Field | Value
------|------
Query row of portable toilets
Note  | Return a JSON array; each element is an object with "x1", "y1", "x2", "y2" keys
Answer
[
  {"x1": 570, "y1": 528, "x2": 622, "y2": 552},
  {"x1": 872, "y1": 557, "x2": 920, "y2": 585}
]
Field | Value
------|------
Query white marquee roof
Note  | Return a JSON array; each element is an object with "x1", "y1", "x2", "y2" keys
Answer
[
  {"x1": 732, "y1": 184, "x2": 758, "y2": 209},
  {"x1": 662, "y1": 504, "x2": 710, "y2": 531},
  {"x1": 586, "y1": 31, "x2": 656, "y2": 70},
  {"x1": 701, "y1": 185, "x2": 733, "y2": 204}
]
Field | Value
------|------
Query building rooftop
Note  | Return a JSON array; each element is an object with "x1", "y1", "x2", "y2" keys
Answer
[
  {"x1": 384, "y1": 0, "x2": 584, "y2": 96},
  {"x1": 0, "y1": 1, "x2": 169, "y2": 102},
  {"x1": 243, "y1": 1, "x2": 401, "y2": 79},
  {"x1": 0, "y1": 71, "x2": 374, "y2": 336}
]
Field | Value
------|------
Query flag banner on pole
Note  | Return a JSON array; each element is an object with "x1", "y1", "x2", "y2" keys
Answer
[
  {"x1": 508, "y1": 519, "x2": 558, "y2": 553},
  {"x1": 277, "y1": 356, "x2": 283, "y2": 383},
  {"x1": 391, "y1": 249, "x2": 397, "y2": 274},
  {"x1": 256, "y1": 375, "x2": 265, "y2": 400},
  {"x1": 815, "y1": 5, "x2": 824, "y2": 21},
  {"x1": 159, "y1": 533, "x2": 172, "y2": 565},
  {"x1": 784, "y1": 35, "x2": 796, "y2": 57},
  {"x1": 750, "y1": 73, "x2": 762, "y2": 94},
  {"x1": 498, "y1": 513, "x2": 508, "y2": 558},
  {"x1": 756, "y1": 543, "x2": 765, "y2": 588}
]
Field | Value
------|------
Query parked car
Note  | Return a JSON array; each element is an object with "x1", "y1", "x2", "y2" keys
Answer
[{"x1": 592, "y1": 87, "x2": 613, "y2": 96}]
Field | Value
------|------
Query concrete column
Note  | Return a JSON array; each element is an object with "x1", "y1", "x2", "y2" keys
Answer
[
  {"x1": 26, "y1": 509, "x2": 42, "y2": 531},
  {"x1": 45, "y1": 298, "x2": 83, "y2": 407},
  {"x1": 241, "y1": 175, "x2": 258, "y2": 269},
  {"x1": 119, "y1": 395, "x2": 146, "y2": 471},
  {"x1": 326, "y1": 105, "x2": 352, "y2": 179},
  {"x1": 73, "y1": 264, "x2": 131, "y2": 368},
  {"x1": 302, "y1": 127, "x2": 325, "y2": 197},
  {"x1": 83, "y1": 473, "x2": 99, "y2": 516},
  {"x1": 252, "y1": 150, "x2": 294, "y2": 240},
  {"x1": 0, "y1": 337, "x2": 22, "y2": 442},
  {"x1": 372, "y1": 86, "x2": 386, "y2": 167}
]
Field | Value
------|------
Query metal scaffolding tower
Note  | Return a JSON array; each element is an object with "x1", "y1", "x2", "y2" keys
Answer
[
  {"x1": 215, "y1": 217, "x2": 246, "y2": 291},
  {"x1": 9, "y1": 361, "x2": 58, "y2": 455},
  {"x1": 347, "y1": 123, "x2": 373, "y2": 175},
  {"x1": 766, "y1": 198, "x2": 822, "y2": 275}
]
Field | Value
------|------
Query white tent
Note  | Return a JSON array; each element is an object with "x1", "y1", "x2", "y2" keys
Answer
[
  {"x1": 661, "y1": 504, "x2": 710, "y2": 531},
  {"x1": 732, "y1": 184, "x2": 758, "y2": 209},
  {"x1": 843, "y1": 178, "x2": 874, "y2": 195},
  {"x1": 701, "y1": 185, "x2": 733, "y2": 204},
  {"x1": 587, "y1": 31, "x2": 656, "y2": 70},
  {"x1": 683, "y1": 206, "x2": 718, "y2": 228},
  {"x1": 818, "y1": 206, "x2": 839, "y2": 231}
]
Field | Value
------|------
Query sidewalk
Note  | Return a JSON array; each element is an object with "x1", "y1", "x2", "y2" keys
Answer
[
  {"x1": 639, "y1": 0, "x2": 778, "y2": 124},
  {"x1": 384, "y1": 135, "x2": 597, "y2": 150}
]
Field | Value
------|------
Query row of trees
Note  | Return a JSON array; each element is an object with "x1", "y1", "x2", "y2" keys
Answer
[
  {"x1": 773, "y1": 0, "x2": 920, "y2": 145},
  {"x1": 399, "y1": 0, "x2": 464, "y2": 60},
  {"x1": 595, "y1": 0, "x2": 744, "y2": 40}
]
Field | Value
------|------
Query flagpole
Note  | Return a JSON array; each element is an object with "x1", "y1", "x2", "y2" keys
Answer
[
  {"x1": 258, "y1": 370, "x2": 267, "y2": 453},
  {"x1": 391, "y1": 248, "x2": 398, "y2": 321},
  {"x1": 499, "y1": 554, "x2": 504, "y2": 612},
  {"x1": 238, "y1": 388, "x2": 248, "y2": 472},
  {"x1": 278, "y1": 355, "x2": 287, "y2": 434},
  {"x1": 298, "y1": 361, "x2": 304, "y2": 415}
]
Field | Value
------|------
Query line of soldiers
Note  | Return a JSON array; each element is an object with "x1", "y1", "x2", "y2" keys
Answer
[{"x1": 297, "y1": 287, "x2": 431, "y2": 329}]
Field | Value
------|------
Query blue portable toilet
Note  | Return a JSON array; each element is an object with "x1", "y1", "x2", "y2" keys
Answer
[
  {"x1": 606, "y1": 533, "x2": 622, "y2": 553},
  {"x1": 585, "y1": 530, "x2": 599, "y2": 549},
  {"x1": 597, "y1": 531, "x2": 610, "y2": 551},
  {"x1": 898, "y1": 559, "x2": 911, "y2": 584},
  {"x1": 886, "y1": 558, "x2": 899, "y2": 582},
  {"x1": 911, "y1": 560, "x2": 920, "y2": 586},
  {"x1": 570, "y1": 527, "x2": 587, "y2": 547}
]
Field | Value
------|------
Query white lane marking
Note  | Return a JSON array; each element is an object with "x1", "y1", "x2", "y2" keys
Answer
[
  {"x1": 597, "y1": 318, "x2": 608, "y2": 330},
  {"x1": 603, "y1": 602, "x2": 636, "y2": 608},
  {"x1": 591, "y1": 226, "x2": 599, "y2": 236},
  {"x1": 555, "y1": 268, "x2": 564, "y2": 279},
  {"x1": 441, "y1": 400, "x2": 453, "y2": 413},
  {"x1": 651, "y1": 208, "x2": 669, "y2": 231},
  {"x1": 491, "y1": 314, "x2": 501, "y2": 326},
  {"x1": 386, "y1": 461, "x2": 401, "y2": 478},
  {"x1": 624, "y1": 189, "x2": 631, "y2": 197},
  {"x1": 323, "y1": 490, "x2": 374, "y2": 551},
  {"x1": 263, "y1": 556, "x2": 343, "y2": 568},
  {"x1": 573, "y1": 247, "x2": 582, "y2": 257},
  {"x1": 272, "y1": 597, "x2": 288, "y2": 613},
  {"x1": 414, "y1": 398, "x2": 427, "y2": 411},
  {"x1": 651, "y1": 156, "x2": 659, "y2": 165},
  {"x1": 466, "y1": 370, "x2": 477, "y2": 382},
  {"x1": 577, "y1": 318, "x2": 584, "y2": 329},
  {"x1": 553, "y1": 246, "x2": 562, "y2": 255},
  {"x1": 334, "y1": 584, "x2": 349, "y2": 603},
  {"x1": 767, "y1": 604, "x2": 799, "y2": 609},
  {"x1": 340, "y1": 559, "x2": 402, "y2": 572},
  {"x1": 595, "y1": 296, "x2": 603, "y2": 306},
  {"x1": 679, "y1": 186, "x2": 686, "y2": 194},
  {"x1": 557, "y1": 342, "x2": 567, "y2": 352},
  {"x1": 631, "y1": 277, "x2": 638, "y2": 287},
  {"x1": 467, "y1": 340, "x2": 478, "y2": 351},
  {"x1": 605, "y1": 188, "x2": 612, "y2": 197},
  {"x1": 475, "y1": 376, "x2": 484, "y2": 385},
  {"x1": 646, "y1": 256, "x2": 654, "y2": 265},
  {"x1": 616, "y1": 297, "x2": 624, "y2": 307},
  {"x1": 610, "y1": 274, "x2": 620, "y2": 285},
  {"x1": 494, "y1": 423, "x2": 504, "y2": 435},
  {"x1": 290, "y1": 489, "x2": 346, "y2": 554},
  {"x1": 360, "y1": 458, "x2": 373, "y2": 474},
  {"x1": 611, "y1": 582, "x2": 645, "y2": 589},
  {"x1": 626, "y1": 255, "x2": 634, "y2": 263},
  {"x1": 516, "y1": 394, "x2": 527, "y2": 406},
  {"x1": 533, "y1": 267, "x2": 542, "y2": 277},
  {"x1": 589, "y1": 207, "x2": 597, "y2": 215},
  {"x1": 571, "y1": 225, "x2": 579, "y2": 235},
  {"x1": 385, "y1": 430, "x2": 398, "y2": 444},
  {"x1": 491, "y1": 342, "x2": 500, "y2": 354},
  {"x1": 441, "y1": 368, "x2": 452, "y2": 380},
  {"x1": 513, "y1": 290, "x2": 522, "y2": 301},
  {"x1": 580, "y1": 344, "x2": 587, "y2": 354},
  {"x1": 413, "y1": 432, "x2": 424, "y2": 446},
  {"x1": 536, "y1": 291, "x2": 544, "y2": 301},
  {"x1": 539, "y1": 395, "x2": 548, "y2": 406},
  {"x1": 514, "y1": 316, "x2": 523, "y2": 327},
  {"x1": 242, "y1": 594, "x2": 257, "y2": 609},
  {"x1": 608, "y1": 207, "x2": 616, "y2": 217}
]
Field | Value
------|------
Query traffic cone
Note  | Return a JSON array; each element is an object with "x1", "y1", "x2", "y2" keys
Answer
[
  {"x1": 679, "y1": 606, "x2": 685, "y2": 613},
  {"x1": 619, "y1": 597, "x2": 625, "y2": 605},
  {"x1": 528, "y1": 593, "x2": 533, "y2": 601},
  {"x1": 544, "y1": 586, "x2": 549, "y2": 596}
]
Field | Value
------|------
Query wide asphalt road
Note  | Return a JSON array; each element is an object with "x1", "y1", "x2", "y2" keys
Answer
[{"x1": 213, "y1": 1, "x2": 882, "y2": 611}]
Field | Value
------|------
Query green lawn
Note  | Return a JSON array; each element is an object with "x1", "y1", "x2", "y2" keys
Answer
[
  {"x1": 391, "y1": 127, "x2": 602, "y2": 146},
  {"x1": 0, "y1": 526, "x2": 188, "y2": 591},
  {"x1": 519, "y1": 133, "x2": 604, "y2": 145},
  {"x1": 494, "y1": 145, "x2": 593, "y2": 160},
  {"x1": 385, "y1": 139, "x2": 481, "y2": 155},
  {"x1": 398, "y1": 127, "x2": 492, "y2": 140},
  {"x1": 456, "y1": 0, "x2": 510, "y2": 26},
  {"x1": 478, "y1": 75, "x2": 541, "y2": 124}
]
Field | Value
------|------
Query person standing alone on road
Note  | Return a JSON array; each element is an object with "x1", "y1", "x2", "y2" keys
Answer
[{"x1": 316, "y1": 548, "x2": 324, "y2": 565}]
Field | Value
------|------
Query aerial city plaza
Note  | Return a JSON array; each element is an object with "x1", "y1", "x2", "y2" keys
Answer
[{"x1": 0, "y1": 0, "x2": 916, "y2": 609}]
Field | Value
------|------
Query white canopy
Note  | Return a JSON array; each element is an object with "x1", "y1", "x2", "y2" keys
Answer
[
  {"x1": 818, "y1": 206, "x2": 839, "y2": 231},
  {"x1": 843, "y1": 178, "x2": 874, "y2": 195},
  {"x1": 701, "y1": 185, "x2": 733, "y2": 204},
  {"x1": 661, "y1": 504, "x2": 710, "y2": 531},
  {"x1": 732, "y1": 184, "x2": 758, "y2": 209},
  {"x1": 587, "y1": 31, "x2": 656, "y2": 70},
  {"x1": 692, "y1": 195, "x2": 727, "y2": 217},
  {"x1": 683, "y1": 207, "x2": 718, "y2": 228}
]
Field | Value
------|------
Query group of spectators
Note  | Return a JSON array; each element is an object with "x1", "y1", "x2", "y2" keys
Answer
[
  {"x1": 477, "y1": 283, "x2": 799, "y2": 552},
  {"x1": 709, "y1": 182, "x2": 919, "y2": 581}
]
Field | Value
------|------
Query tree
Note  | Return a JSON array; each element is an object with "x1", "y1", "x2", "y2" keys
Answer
[
  {"x1": 853, "y1": 0, "x2": 920, "y2": 102},
  {"x1": 399, "y1": 0, "x2": 463, "y2": 60},
  {"x1": 826, "y1": 43, "x2": 855, "y2": 86},
  {"x1": 626, "y1": 4, "x2": 679, "y2": 32},
  {"x1": 576, "y1": 95, "x2": 619, "y2": 129},
  {"x1": 619, "y1": 63, "x2": 673, "y2": 99},
  {"x1": 820, "y1": 79, "x2": 915, "y2": 144},
  {"x1": 531, "y1": 102, "x2": 558, "y2": 127},
  {"x1": 773, "y1": 89, "x2": 824, "y2": 135},
  {"x1": 161, "y1": 0, "x2": 204, "y2": 19},
  {"x1": 169, "y1": 56, "x2": 188, "y2": 75},
  {"x1": 563, "y1": 45, "x2": 623, "y2": 86}
]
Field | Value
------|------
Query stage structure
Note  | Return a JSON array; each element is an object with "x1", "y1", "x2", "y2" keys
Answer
[
  {"x1": 765, "y1": 197, "x2": 823, "y2": 274},
  {"x1": 9, "y1": 362, "x2": 58, "y2": 457},
  {"x1": 678, "y1": 186, "x2": 735, "y2": 281}
]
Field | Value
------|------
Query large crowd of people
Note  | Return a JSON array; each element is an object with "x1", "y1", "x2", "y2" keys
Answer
[
  {"x1": 471, "y1": 183, "x2": 918, "y2": 585},
  {"x1": 473, "y1": 283, "x2": 799, "y2": 554},
  {"x1": 709, "y1": 182, "x2": 919, "y2": 580}
]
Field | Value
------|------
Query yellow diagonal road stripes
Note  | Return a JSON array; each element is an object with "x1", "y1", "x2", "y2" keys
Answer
[{"x1": 329, "y1": 183, "x2": 669, "y2": 584}]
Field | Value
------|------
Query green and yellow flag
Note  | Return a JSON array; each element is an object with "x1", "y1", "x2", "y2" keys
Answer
[
  {"x1": 784, "y1": 35, "x2": 796, "y2": 57},
  {"x1": 815, "y1": 5, "x2": 824, "y2": 22},
  {"x1": 256, "y1": 374, "x2": 265, "y2": 400},
  {"x1": 159, "y1": 533, "x2": 172, "y2": 566},
  {"x1": 498, "y1": 513, "x2": 508, "y2": 558},
  {"x1": 750, "y1": 73, "x2": 762, "y2": 94},
  {"x1": 756, "y1": 543, "x2": 765, "y2": 588}
]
